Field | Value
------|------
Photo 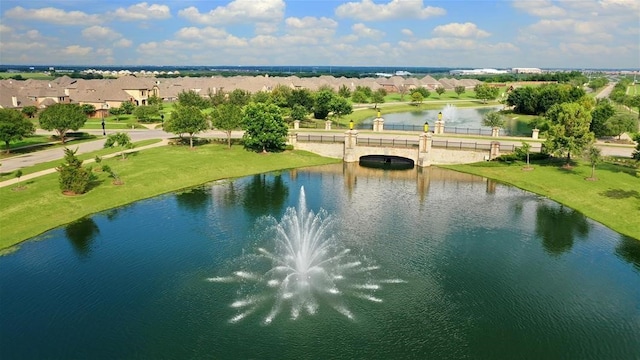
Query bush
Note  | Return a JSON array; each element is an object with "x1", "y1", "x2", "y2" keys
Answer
[{"x1": 57, "y1": 148, "x2": 94, "y2": 194}]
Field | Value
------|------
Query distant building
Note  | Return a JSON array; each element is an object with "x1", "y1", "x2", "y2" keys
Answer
[
  {"x1": 449, "y1": 68, "x2": 508, "y2": 75},
  {"x1": 511, "y1": 67, "x2": 542, "y2": 74},
  {"x1": 395, "y1": 70, "x2": 412, "y2": 76}
]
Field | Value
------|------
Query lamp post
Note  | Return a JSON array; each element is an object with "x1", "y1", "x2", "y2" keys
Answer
[
  {"x1": 349, "y1": 119, "x2": 354, "y2": 130},
  {"x1": 438, "y1": 111, "x2": 442, "y2": 122},
  {"x1": 101, "y1": 104, "x2": 107, "y2": 136},
  {"x1": 423, "y1": 121, "x2": 429, "y2": 133},
  {"x1": 161, "y1": 114, "x2": 165, "y2": 129}
]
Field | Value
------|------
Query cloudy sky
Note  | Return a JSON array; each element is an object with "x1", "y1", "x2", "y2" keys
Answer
[{"x1": 1, "y1": 0, "x2": 638, "y2": 69}]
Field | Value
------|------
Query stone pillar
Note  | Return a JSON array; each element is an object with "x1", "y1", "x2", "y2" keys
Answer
[
  {"x1": 490, "y1": 141, "x2": 500, "y2": 160},
  {"x1": 417, "y1": 132, "x2": 433, "y2": 167},
  {"x1": 325, "y1": 120, "x2": 332, "y2": 131},
  {"x1": 343, "y1": 129, "x2": 358, "y2": 163},
  {"x1": 287, "y1": 132, "x2": 297, "y2": 146},
  {"x1": 434, "y1": 120, "x2": 445, "y2": 135},
  {"x1": 293, "y1": 120, "x2": 300, "y2": 130},
  {"x1": 491, "y1": 127, "x2": 500, "y2": 137},
  {"x1": 531, "y1": 128, "x2": 539, "y2": 139},
  {"x1": 373, "y1": 117, "x2": 384, "y2": 132}
]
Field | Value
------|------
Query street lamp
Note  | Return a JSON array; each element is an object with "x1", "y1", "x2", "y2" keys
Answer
[
  {"x1": 438, "y1": 111, "x2": 442, "y2": 122},
  {"x1": 423, "y1": 121, "x2": 429, "y2": 133},
  {"x1": 349, "y1": 119, "x2": 354, "y2": 130},
  {"x1": 101, "y1": 103, "x2": 107, "y2": 135},
  {"x1": 161, "y1": 114, "x2": 165, "y2": 129}
]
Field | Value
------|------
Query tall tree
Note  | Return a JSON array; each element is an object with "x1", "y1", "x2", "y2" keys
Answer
[
  {"x1": 290, "y1": 104, "x2": 308, "y2": 122},
  {"x1": 482, "y1": 111, "x2": 506, "y2": 128},
  {"x1": 371, "y1": 88, "x2": 386, "y2": 109},
  {"x1": 211, "y1": 103, "x2": 243, "y2": 148},
  {"x1": 229, "y1": 89, "x2": 252, "y2": 107},
  {"x1": 313, "y1": 90, "x2": 335, "y2": 120},
  {"x1": 328, "y1": 96, "x2": 353, "y2": 123},
  {"x1": 544, "y1": 102, "x2": 594, "y2": 164},
  {"x1": 586, "y1": 145, "x2": 601, "y2": 180},
  {"x1": 178, "y1": 90, "x2": 209, "y2": 109},
  {"x1": 165, "y1": 105, "x2": 208, "y2": 148},
  {"x1": 288, "y1": 88, "x2": 314, "y2": 111},
  {"x1": 38, "y1": 103, "x2": 87, "y2": 144},
  {"x1": 606, "y1": 113, "x2": 637, "y2": 139},
  {"x1": 0, "y1": 108, "x2": 35, "y2": 153},
  {"x1": 590, "y1": 99, "x2": 616, "y2": 137},
  {"x1": 242, "y1": 102, "x2": 288, "y2": 153},
  {"x1": 21, "y1": 105, "x2": 38, "y2": 118},
  {"x1": 626, "y1": 95, "x2": 640, "y2": 121},
  {"x1": 474, "y1": 84, "x2": 500, "y2": 103},
  {"x1": 338, "y1": 84, "x2": 351, "y2": 98}
]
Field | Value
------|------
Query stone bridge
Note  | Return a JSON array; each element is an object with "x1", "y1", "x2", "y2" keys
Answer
[{"x1": 289, "y1": 131, "x2": 510, "y2": 167}]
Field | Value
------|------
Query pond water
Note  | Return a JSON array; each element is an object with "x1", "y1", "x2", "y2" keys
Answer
[
  {"x1": 1, "y1": 164, "x2": 639, "y2": 359},
  {"x1": 362, "y1": 106, "x2": 502, "y2": 130}
]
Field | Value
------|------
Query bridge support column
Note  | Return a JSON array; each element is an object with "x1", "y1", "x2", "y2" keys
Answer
[
  {"x1": 287, "y1": 131, "x2": 297, "y2": 146},
  {"x1": 490, "y1": 141, "x2": 500, "y2": 160},
  {"x1": 531, "y1": 128, "x2": 539, "y2": 139},
  {"x1": 344, "y1": 129, "x2": 358, "y2": 163},
  {"x1": 293, "y1": 120, "x2": 300, "y2": 130},
  {"x1": 434, "y1": 120, "x2": 444, "y2": 134},
  {"x1": 373, "y1": 114, "x2": 384, "y2": 132},
  {"x1": 417, "y1": 132, "x2": 433, "y2": 167},
  {"x1": 491, "y1": 127, "x2": 500, "y2": 137},
  {"x1": 325, "y1": 120, "x2": 332, "y2": 130}
]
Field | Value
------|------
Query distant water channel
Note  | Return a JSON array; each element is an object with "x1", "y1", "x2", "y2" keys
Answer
[{"x1": 1, "y1": 164, "x2": 639, "y2": 359}]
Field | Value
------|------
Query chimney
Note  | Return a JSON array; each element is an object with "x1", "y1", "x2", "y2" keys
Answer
[{"x1": 12, "y1": 96, "x2": 18, "y2": 107}]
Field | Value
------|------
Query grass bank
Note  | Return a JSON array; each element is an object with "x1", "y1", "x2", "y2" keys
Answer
[
  {"x1": 0, "y1": 144, "x2": 340, "y2": 250},
  {"x1": 441, "y1": 159, "x2": 640, "y2": 240}
]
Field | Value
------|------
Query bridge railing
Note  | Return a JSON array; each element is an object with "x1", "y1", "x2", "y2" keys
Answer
[
  {"x1": 443, "y1": 126, "x2": 494, "y2": 136},
  {"x1": 357, "y1": 138, "x2": 419, "y2": 148},
  {"x1": 296, "y1": 134, "x2": 345, "y2": 143},
  {"x1": 431, "y1": 140, "x2": 515, "y2": 152}
]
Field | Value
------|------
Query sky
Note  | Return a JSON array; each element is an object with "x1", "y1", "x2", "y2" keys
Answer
[{"x1": 0, "y1": 0, "x2": 638, "y2": 69}]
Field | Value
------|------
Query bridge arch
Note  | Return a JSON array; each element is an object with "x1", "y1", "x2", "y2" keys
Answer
[{"x1": 359, "y1": 155, "x2": 415, "y2": 169}]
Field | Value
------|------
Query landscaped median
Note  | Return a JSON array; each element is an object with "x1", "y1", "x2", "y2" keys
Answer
[
  {"x1": 0, "y1": 144, "x2": 340, "y2": 252},
  {"x1": 441, "y1": 160, "x2": 640, "y2": 240}
]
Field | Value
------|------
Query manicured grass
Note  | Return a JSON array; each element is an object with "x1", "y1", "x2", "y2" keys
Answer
[
  {"x1": 441, "y1": 159, "x2": 640, "y2": 240},
  {"x1": 0, "y1": 72, "x2": 55, "y2": 80},
  {"x1": 0, "y1": 144, "x2": 340, "y2": 250},
  {"x1": 1, "y1": 135, "x2": 52, "y2": 152},
  {"x1": 0, "y1": 134, "x2": 100, "y2": 160},
  {"x1": 0, "y1": 139, "x2": 162, "y2": 180}
]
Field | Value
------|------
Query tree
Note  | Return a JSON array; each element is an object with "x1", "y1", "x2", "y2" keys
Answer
[
  {"x1": 56, "y1": 147, "x2": 93, "y2": 195},
  {"x1": 147, "y1": 95, "x2": 163, "y2": 110},
  {"x1": 165, "y1": 105, "x2": 208, "y2": 148},
  {"x1": 121, "y1": 101, "x2": 135, "y2": 114},
  {"x1": 352, "y1": 90, "x2": 369, "y2": 104},
  {"x1": 103, "y1": 132, "x2": 133, "y2": 159},
  {"x1": 178, "y1": 90, "x2": 209, "y2": 109},
  {"x1": 0, "y1": 108, "x2": 35, "y2": 153},
  {"x1": 371, "y1": 89, "x2": 386, "y2": 108},
  {"x1": 38, "y1": 103, "x2": 87, "y2": 144},
  {"x1": 133, "y1": 105, "x2": 159, "y2": 123},
  {"x1": 211, "y1": 103, "x2": 243, "y2": 148},
  {"x1": 543, "y1": 102, "x2": 594, "y2": 164},
  {"x1": 626, "y1": 95, "x2": 640, "y2": 121},
  {"x1": 506, "y1": 86, "x2": 538, "y2": 114},
  {"x1": 288, "y1": 88, "x2": 314, "y2": 112},
  {"x1": 482, "y1": 111, "x2": 506, "y2": 128},
  {"x1": 81, "y1": 104, "x2": 96, "y2": 116},
  {"x1": 328, "y1": 96, "x2": 353, "y2": 123},
  {"x1": 313, "y1": 90, "x2": 335, "y2": 119},
  {"x1": 252, "y1": 91, "x2": 271, "y2": 104},
  {"x1": 21, "y1": 106, "x2": 38, "y2": 118},
  {"x1": 606, "y1": 113, "x2": 637, "y2": 139},
  {"x1": 355, "y1": 85, "x2": 372, "y2": 98},
  {"x1": 588, "y1": 77, "x2": 608, "y2": 92},
  {"x1": 454, "y1": 85, "x2": 466, "y2": 98},
  {"x1": 229, "y1": 89, "x2": 252, "y2": 107},
  {"x1": 397, "y1": 84, "x2": 409, "y2": 101},
  {"x1": 632, "y1": 133, "x2": 640, "y2": 161},
  {"x1": 413, "y1": 87, "x2": 430, "y2": 98},
  {"x1": 590, "y1": 99, "x2": 615, "y2": 137},
  {"x1": 109, "y1": 106, "x2": 125, "y2": 121},
  {"x1": 410, "y1": 91, "x2": 424, "y2": 105},
  {"x1": 209, "y1": 89, "x2": 227, "y2": 106},
  {"x1": 518, "y1": 142, "x2": 532, "y2": 167},
  {"x1": 586, "y1": 145, "x2": 601, "y2": 180},
  {"x1": 290, "y1": 104, "x2": 308, "y2": 122},
  {"x1": 435, "y1": 86, "x2": 446, "y2": 98},
  {"x1": 474, "y1": 84, "x2": 500, "y2": 103},
  {"x1": 338, "y1": 84, "x2": 351, "y2": 98},
  {"x1": 242, "y1": 102, "x2": 288, "y2": 153}
]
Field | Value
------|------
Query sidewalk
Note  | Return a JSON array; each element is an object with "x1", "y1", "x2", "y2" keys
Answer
[{"x1": 0, "y1": 139, "x2": 168, "y2": 189}]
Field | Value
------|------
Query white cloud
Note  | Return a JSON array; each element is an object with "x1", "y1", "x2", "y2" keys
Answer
[
  {"x1": 4, "y1": 6, "x2": 101, "y2": 25},
  {"x1": 82, "y1": 26, "x2": 122, "y2": 41},
  {"x1": 352, "y1": 23, "x2": 385, "y2": 39},
  {"x1": 110, "y1": 2, "x2": 171, "y2": 21},
  {"x1": 113, "y1": 38, "x2": 133, "y2": 48},
  {"x1": 512, "y1": 0, "x2": 566, "y2": 17},
  {"x1": 178, "y1": 0, "x2": 285, "y2": 26},
  {"x1": 401, "y1": 29, "x2": 413, "y2": 36},
  {"x1": 285, "y1": 17, "x2": 338, "y2": 38},
  {"x1": 175, "y1": 26, "x2": 228, "y2": 40},
  {"x1": 433, "y1": 22, "x2": 490, "y2": 38},
  {"x1": 63, "y1": 45, "x2": 92, "y2": 56},
  {"x1": 335, "y1": 0, "x2": 445, "y2": 21},
  {"x1": 0, "y1": 24, "x2": 12, "y2": 34}
]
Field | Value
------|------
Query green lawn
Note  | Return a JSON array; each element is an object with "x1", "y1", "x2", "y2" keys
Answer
[
  {"x1": 441, "y1": 159, "x2": 640, "y2": 240},
  {"x1": 0, "y1": 72, "x2": 55, "y2": 80},
  {"x1": 0, "y1": 144, "x2": 340, "y2": 250}
]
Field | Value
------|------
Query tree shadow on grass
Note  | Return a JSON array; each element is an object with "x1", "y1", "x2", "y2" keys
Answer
[{"x1": 600, "y1": 189, "x2": 640, "y2": 200}]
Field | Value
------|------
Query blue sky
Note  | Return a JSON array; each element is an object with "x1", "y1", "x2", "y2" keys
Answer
[{"x1": 1, "y1": 0, "x2": 638, "y2": 69}]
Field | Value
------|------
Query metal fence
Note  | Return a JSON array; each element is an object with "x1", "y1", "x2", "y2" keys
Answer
[
  {"x1": 443, "y1": 126, "x2": 493, "y2": 136},
  {"x1": 431, "y1": 140, "x2": 515, "y2": 152},
  {"x1": 296, "y1": 134, "x2": 345, "y2": 143},
  {"x1": 296, "y1": 135, "x2": 518, "y2": 152},
  {"x1": 357, "y1": 138, "x2": 419, "y2": 148}
]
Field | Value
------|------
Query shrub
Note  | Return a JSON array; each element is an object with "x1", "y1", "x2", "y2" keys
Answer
[{"x1": 57, "y1": 148, "x2": 94, "y2": 194}]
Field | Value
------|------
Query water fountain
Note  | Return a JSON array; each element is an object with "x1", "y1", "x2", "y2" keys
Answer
[
  {"x1": 208, "y1": 187, "x2": 403, "y2": 325},
  {"x1": 441, "y1": 104, "x2": 457, "y2": 123}
]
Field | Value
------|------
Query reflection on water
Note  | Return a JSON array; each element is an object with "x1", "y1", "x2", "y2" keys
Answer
[
  {"x1": 616, "y1": 236, "x2": 640, "y2": 271},
  {"x1": 175, "y1": 187, "x2": 211, "y2": 213},
  {"x1": 242, "y1": 174, "x2": 289, "y2": 217},
  {"x1": 535, "y1": 203, "x2": 590, "y2": 255},
  {"x1": 65, "y1": 218, "x2": 100, "y2": 257}
]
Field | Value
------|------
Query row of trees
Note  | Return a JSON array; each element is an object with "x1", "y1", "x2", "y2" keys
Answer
[{"x1": 506, "y1": 83, "x2": 586, "y2": 115}]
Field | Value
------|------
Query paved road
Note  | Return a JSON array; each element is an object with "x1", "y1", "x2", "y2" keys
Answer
[{"x1": 595, "y1": 83, "x2": 616, "y2": 99}]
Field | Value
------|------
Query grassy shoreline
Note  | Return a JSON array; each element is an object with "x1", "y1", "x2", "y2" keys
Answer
[
  {"x1": 441, "y1": 160, "x2": 640, "y2": 240},
  {"x1": 0, "y1": 144, "x2": 340, "y2": 251}
]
